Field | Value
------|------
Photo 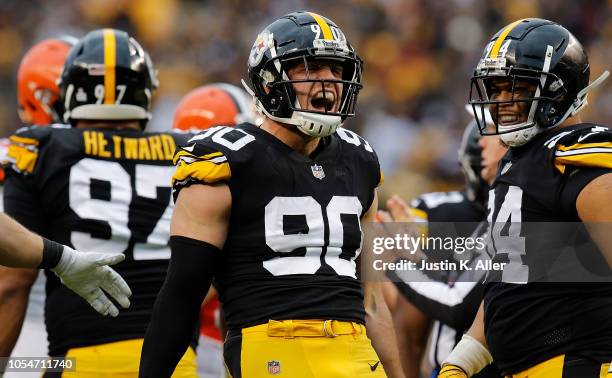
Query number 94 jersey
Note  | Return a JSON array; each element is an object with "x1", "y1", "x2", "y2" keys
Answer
[
  {"x1": 4, "y1": 124, "x2": 191, "y2": 356},
  {"x1": 172, "y1": 123, "x2": 383, "y2": 330},
  {"x1": 483, "y1": 123, "x2": 612, "y2": 374}
]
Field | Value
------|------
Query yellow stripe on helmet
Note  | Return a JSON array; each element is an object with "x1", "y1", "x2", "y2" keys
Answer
[
  {"x1": 103, "y1": 29, "x2": 116, "y2": 104},
  {"x1": 309, "y1": 12, "x2": 333, "y2": 40},
  {"x1": 489, "y1": 19, "x2": 525, "y2": 58}
]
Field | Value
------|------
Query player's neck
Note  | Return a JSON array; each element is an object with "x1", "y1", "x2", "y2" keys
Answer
[
  {"x1": 556, "y1": 115, "x2": 583, "y2": 129},
  {"x1": 259, "y1": 118, "x2": 321, "y2": 156},
  {"x1": 75, "y1": 120, "x2": 141, "y2": 130}
]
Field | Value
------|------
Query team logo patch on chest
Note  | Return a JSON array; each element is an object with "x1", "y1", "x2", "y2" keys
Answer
[
  {"x1": 311, "y1": 164, "x2": 325, "y2": 180},
  {"x1": 267, "y1": 360, "x2": 281, "y2": 375}
]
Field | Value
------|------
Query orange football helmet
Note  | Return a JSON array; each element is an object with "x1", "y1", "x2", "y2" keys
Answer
[
  {"x1": 172, "y1": 83, "x2": 257, "y2": 131},
  {"x1": 17, "y1": 37, "x2": 76, "y2": 125}
]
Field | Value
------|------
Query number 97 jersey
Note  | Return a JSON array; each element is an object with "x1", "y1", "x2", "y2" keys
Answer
[
  {"x1": 173, "y1": 123, "x2": 383, "y2": 330},
  {"x1": 4, "y1": 124, "x2": 192, "y2": 356}
]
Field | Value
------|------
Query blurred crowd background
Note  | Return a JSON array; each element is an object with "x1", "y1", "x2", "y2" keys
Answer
[{"x1": 0, "y1": 0, "x2": 609, "y2": 202}]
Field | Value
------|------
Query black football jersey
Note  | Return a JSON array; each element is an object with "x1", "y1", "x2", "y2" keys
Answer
[
  {"x1": 172, "y1": 123, "x2": 382, "y2": 329},
  {"x1": 4, "y1": 124, "x2": 193, "y2": 356},
  {"x1": 483, "y1": 123, "x2": 612, "y2": 374},
  {"x1": 410, "y1": 190, "x2": 485, "y2": 244},
  {"x1": 410, "y1": 190, "x2": 485, "y2": 224}
]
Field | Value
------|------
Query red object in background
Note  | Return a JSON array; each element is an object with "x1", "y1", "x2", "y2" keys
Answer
[
  {"x1": 200, "y1": 294, "x2": 222, "y2": 342},
  {"x1": 172, "y1": 83, "x2": 255, "y2": 132},
  {"x1": 17, "y1": 38, "x2": 74, "y2": 125}
]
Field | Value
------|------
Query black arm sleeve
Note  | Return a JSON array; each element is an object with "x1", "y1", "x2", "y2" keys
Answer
[{"x1": 139, "y1": 236, "x2": 221, "y2": 378}]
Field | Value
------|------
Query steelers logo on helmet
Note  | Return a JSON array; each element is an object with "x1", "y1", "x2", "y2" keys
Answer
[
  {"x1": 58, "y1": 28, "x2": 158, "y2": 129},
  {"x1": 469, "y1": 18, "x2": 609, "y2": 147},
  {"x1": 242, "y1": 11, "x2": 363, "y2": 138},
  {"x1": 248, "y1": 29, "x2": 273, "y2": 68}
]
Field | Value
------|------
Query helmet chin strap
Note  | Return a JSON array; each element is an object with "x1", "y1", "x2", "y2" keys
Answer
[{"x1": 241, "y1": 78, "x2": 342, "y2": 137}]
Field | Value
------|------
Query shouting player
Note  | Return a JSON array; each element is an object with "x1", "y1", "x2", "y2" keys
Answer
[
  {"x1": 140, "y1": 11, "x2": 403, "y2": 378},
  {"x1": 439, "y1": 18, "x2": 612, "y2": 377},
  {"x1": 3, "y1": 29, "x2": 197, "y2": 376}
]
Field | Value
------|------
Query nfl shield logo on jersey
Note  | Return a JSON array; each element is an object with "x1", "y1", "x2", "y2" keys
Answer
[
  {"x1": 311, "y1": 164, "x2": 325, "y2": 180},
  {"x1": 267, "y1": 360, "x2": 281, "y2": 375}
]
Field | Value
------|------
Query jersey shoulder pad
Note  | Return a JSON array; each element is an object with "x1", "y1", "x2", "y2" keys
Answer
[
  {"x1": 547, "y1": 124, "x2": 612, "y2": 173},
  {"x1": 7, "y1": 125, "x2": 52, "y2": 174},
  {"x1": 172, "y1": 125, "x2": 257, "y2": 189},
  {"x1": 335, "y1": 127, "x2": 384, "y2": 186},
  {"x1": 335, "y1": 127, "x2": 377, "y2": 156}
]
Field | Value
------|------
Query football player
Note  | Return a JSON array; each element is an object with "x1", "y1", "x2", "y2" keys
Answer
[
  {"x1": 3, "y1": 29, "x2": 197, "y2": 376},
  {"x1": 172, "y1": 83, "x2": 257, "y2": 378},
  {"x1": 0, "y1": 37, "x2": 76, "y2": 363},
  {"x1": 387, "y1": 120, "x2": 504, "y2": 378},
  {"x1": 140, "y1": 11, "x2": 403, "y2": 378},
  {"x1": 439, "y1": 18, "x2": 612, "y2": 377}
]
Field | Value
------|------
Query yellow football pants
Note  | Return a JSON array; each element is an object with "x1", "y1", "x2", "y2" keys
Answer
[
  {"x1": 507, "y1": 354, "x2": 610, "y2": 378},
  {"x1": 50, "y1": 338, "x2": 197, "y2": 377},
  {"x1": 224, "y1": 319, "x2": 387, "y2": 378}
]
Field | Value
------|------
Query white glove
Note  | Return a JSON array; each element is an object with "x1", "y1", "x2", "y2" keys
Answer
[{"x1": 52, "y1": 246, "x2": 132, "y2": 317}]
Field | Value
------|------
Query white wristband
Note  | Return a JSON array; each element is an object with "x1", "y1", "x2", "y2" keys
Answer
[{"x1": 443, "y1": 335, "x2": 493, "y2": 377}]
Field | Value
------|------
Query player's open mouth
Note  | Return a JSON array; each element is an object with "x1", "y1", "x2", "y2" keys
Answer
[
  {"x1": 311, "y1": 91, "x2": 336, "y2": 112},
  {"x1": 498, "y1": 114, "x2": 520, "y2": 125}
]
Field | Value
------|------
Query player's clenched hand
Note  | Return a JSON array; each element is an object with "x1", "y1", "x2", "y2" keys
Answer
[
  {"x1": 438, "y1": 365, "x2": 468, "y2": 378},
  {"x1": 51, "y1": 246, "x2": 132, "y2": 317}
]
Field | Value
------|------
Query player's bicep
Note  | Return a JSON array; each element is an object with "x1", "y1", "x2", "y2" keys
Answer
[
  {"x1": 170, "y1": 183, "x2": 231, "y2": 249},
  {"x1": 576, "y1": 172, "x2": 612, "y2": 267}
]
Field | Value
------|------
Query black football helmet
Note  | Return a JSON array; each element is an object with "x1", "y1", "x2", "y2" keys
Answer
[
  {"x1": 58, "y1": 28, "x2": 158, "y2": 127},
  {"x1": 458, "y1": 119, "x2": 487, "y2": 206},
  {"x1": 242, "y1": 11, "x2": 363, "y2": 137},
  {"x1": 469, "y1": 18, "x2": 608, "y2": 146}
]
